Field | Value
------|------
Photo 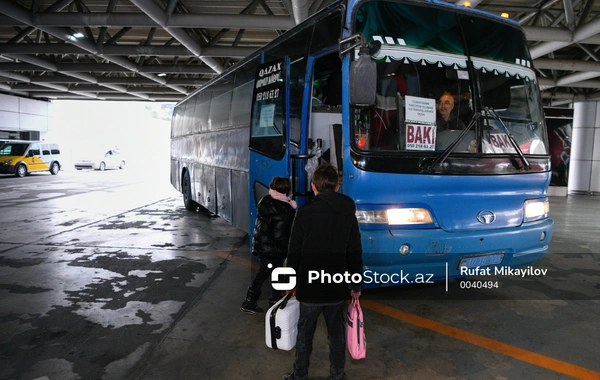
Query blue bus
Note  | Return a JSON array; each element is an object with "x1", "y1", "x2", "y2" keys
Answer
[{"x1": 170, "y1": 0, "x2": 553, "y2": 287}]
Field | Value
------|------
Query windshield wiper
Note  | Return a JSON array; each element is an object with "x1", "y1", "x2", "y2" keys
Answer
[
  {"x1": 424, "y1": 111, "x2": 481, "y2": 172},
  {"x1": 484, "y1": 107, "x2": 531, "y2": 170}
]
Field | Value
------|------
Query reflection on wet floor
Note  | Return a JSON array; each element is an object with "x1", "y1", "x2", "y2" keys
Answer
[{"x1": 0, "y1": 170, "x2": 249, "y2": 379}]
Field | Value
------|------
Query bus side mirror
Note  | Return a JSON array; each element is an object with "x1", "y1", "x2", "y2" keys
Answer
[{"x1": 350, "y1": 45, "x2": 378, "y2": 106}]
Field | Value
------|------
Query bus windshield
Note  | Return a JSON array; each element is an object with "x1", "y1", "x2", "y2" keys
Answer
[{"x1": 352, "y1": 1, "x2": 549, "y2": 167}]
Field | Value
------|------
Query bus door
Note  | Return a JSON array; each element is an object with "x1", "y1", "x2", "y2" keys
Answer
[
  {"x1": 298, "y1": 50, "x2": 344, "y2": 193},
  {"x1": 248, "y1": 58, "x2": 291, "y2": 243}
]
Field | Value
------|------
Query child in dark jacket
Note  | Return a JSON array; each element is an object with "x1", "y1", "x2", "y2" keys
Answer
[{"x1": 241, "y1": 176, "x2": 297, "y2": 314}]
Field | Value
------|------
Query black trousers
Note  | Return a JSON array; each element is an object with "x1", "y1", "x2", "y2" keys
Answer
[
  {"x1": 250, "y1": 256, "x2": 284, "y2": 302},
  {"x1": 293, "y1": 301, "x2": 346, "y2": 380}
]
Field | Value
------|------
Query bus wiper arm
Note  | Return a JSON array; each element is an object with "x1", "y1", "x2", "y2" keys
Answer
[
  {"x1": 425, "y1": 112, "x2": 481, "y2": 172},
  {"x1": 484, "y1": 107, "x2": 530, "y2": 170}
]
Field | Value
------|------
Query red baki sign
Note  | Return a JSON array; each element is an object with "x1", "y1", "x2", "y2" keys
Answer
[
  {"x1": 406, "y1": 124, "x2": 436, "y2": 151},
  {"x1": 489, "y1": 133, "x2": 517, "y2": 153}
]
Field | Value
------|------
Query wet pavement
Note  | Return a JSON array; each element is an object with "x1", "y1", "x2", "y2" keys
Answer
[{"x1": 0, "y1": 168, "x2": 599, "y2": 380}]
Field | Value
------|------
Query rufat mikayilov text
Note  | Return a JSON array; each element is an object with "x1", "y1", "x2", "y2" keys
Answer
[
  {"x1": 461, "y1": 266, "x2": 548, "y2": 278},
  {"x1": 308, "y1": 269, "x2": 435, "y2": 285}
]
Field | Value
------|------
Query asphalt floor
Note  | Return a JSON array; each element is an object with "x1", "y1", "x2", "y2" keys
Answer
[{"x1": 0, "y1": 169, "x2": 598, "y2": 380}]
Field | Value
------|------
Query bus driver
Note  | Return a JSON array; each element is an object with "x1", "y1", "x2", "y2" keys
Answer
[{"x1": 436, "y1": 92, "x2": 466, "y2": 131}]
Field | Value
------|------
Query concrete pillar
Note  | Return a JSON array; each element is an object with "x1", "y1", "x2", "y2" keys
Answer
[{"x1": 569, "y1": 101, "x2": 600, "y2": 195}]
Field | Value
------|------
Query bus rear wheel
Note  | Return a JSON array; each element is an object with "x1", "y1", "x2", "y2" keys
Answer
[{"x1": 182, "y1": 172, "x2": 199, "y2": 211}]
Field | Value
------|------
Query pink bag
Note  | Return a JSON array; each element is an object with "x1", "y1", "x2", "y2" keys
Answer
[{"x1": 346, "y1": 293, "x2": 366, "y2": 359}]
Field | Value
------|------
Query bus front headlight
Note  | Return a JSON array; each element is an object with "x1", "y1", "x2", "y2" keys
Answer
[
  {"x1": 387, "y1": 208, "x2": 433, "y2": 224},
  {"x1": 523, "y1": 199, "x2": 549, "y2": 222},
  {"x1": 356, "y1": 208, "x2": 433, "y2": 225},
  {"x1": 355, "y1": 210, "x2": 387, "y2": 224}
]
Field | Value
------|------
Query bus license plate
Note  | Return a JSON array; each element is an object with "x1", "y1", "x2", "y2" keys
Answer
[{"x1": 459, "y1": 253, "x2": 504, "y2": 269}]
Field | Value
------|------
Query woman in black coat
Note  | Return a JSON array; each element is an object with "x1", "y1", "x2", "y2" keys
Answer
[{"x1": 241, "y1": 176, "x2": 296, "y2": 314}]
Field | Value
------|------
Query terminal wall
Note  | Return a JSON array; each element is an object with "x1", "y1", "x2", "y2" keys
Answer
[{"x1": 0, "y1": 93, "x2": 50, "y2": 140}]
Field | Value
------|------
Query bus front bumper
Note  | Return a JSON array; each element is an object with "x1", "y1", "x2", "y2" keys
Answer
[{"x1": 359, "y1": 218, "x2": 553, "y2": 288}]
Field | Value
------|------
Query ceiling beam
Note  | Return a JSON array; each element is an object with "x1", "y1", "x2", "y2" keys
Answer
[
  {"x1": 516, "y1": 0, "x2": 563, "y2": 26},
  {"x1": 534, "y1": 58, "x2": 600, "y2": 71},
  {"x1": 27, "y1": 92, "x2": 182, "y2": 101},
  {"x1": 563, "y1": 0, "x2": 576, "y2": 31},
  {"x1": 529, "y1": 17, "x2": 600, "y2": 59},
  {"x1": 0, "y1": 56, "x2": 103, "y2": 99},
  {"x1": 539, "y1": 77, "x2": 600, "y2": 88},
  {"x1": 0, "y1": 12, "x2": 296, "y2": 30},
  {"x1": 5, "y1": 0, "x2": 74, "y2": 44},
  {"x1": 11, "y1": 84, "x2": 183, "y2": 94},
  {"x1": 538, "y1": 71, "x2": 600, "y2": 90},
  {"x1": 0, "y1": 43, "x2": 257, "y2": 58},
  {"x1": 523, "y1": 26, "x2": 600, "y2": 44},
  {"x1": 0, "y1": 0, "x2": 188, "y2": 96},
  {"x1": 0, "y1": 62, "x2": 215, "y2": 74},
  {"x1": 130, "y1": 0, "x2": 224, "y2": 74},
  {"x1": 0, "y1": 73, "x2": 210, "y2": 86},
  {"x1": 540, "y1": 91, "x2": 600, "y2": 101},
  {"x1": 291, "y1": 0, "x2": 309, "y2": 25}
]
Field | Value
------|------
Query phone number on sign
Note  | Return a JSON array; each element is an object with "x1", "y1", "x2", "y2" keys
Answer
[{"x1": 459, "y1": 280, "x2": 499, "y2": 289}]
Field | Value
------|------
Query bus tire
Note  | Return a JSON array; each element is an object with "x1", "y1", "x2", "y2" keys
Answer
[
  {"x1": 15, "y1": 164, "x2": 27, "y2": 178},
  {"x1": 182, "y1": 171, "x2": 199, "y2": 211},
  {"x1": 50, "y1": 162, "x2": 60, "y2": 175}
]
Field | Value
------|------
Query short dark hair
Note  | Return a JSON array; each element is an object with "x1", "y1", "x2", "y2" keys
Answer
[
  {"x1": 270, "y1": 176, "x2": 291, "y2": 196},
  {"x1": 311, "y1": 163, "x2": 339, "y2": 192}
]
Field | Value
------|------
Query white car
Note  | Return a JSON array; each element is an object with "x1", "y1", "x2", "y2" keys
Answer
[{"x1": 74, "y1": 149, "x2": 126, "y2": 171}]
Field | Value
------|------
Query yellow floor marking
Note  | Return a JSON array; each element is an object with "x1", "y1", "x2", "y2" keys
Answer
[{"x1": 361, "y1": 299, "x2": 600, "y2": 380}]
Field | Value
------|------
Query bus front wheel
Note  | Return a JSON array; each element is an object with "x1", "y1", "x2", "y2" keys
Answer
[{"x1": 182, "y1": 172, "x2": 199, "y2": 211}]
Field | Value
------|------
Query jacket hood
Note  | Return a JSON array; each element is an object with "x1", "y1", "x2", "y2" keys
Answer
[
  {"x1": 315, "y1": 190, "x2": 356, "y2": 214},
  {"x1": 257, "y1": 195, "x2": 294, "y2": 217}
]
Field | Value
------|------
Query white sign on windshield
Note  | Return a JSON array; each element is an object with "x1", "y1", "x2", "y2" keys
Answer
[{"x1": 405, "y1": 96, "x2": 436, "y2": 124}]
